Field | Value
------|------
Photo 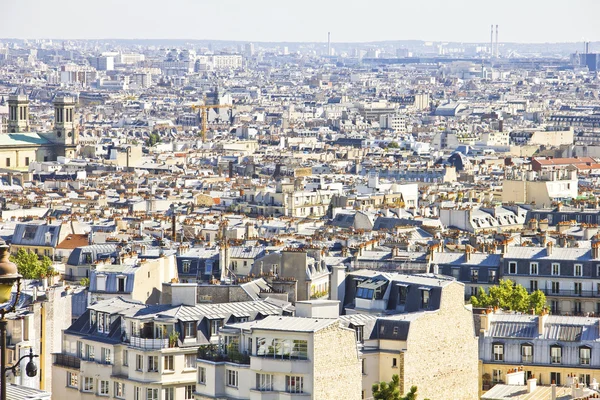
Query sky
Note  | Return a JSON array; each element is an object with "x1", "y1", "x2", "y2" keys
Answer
[{"x1": 1, "y1": 0, "x2": 599, "y2": 44}]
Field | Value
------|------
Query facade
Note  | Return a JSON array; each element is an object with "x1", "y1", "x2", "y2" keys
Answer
[
  {"x1": 194, "y1": 315, "x2": 361, "y2": 400},
  {"x1": 338, "y1": 270, "x2": 479, "y2": 400},
  {"x1": 52, "y1": 295, "x2": 285, "y2": 400},
  {"x1": 479, "y1": 311, "x2": 600, "y2": 394}
]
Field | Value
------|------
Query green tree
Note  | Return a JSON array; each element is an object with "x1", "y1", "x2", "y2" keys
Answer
[
  {"x1": 79, "y1": 277, "x2": 90, "y2": 287},
  {"x1": 387, "y1": 141, "x2": 400, "y2": 149},
  {"x1": 372, "y1": 376, "x2": 427, "y2": 400},
  {"x1": 10, "y1": 248, "x2": 54, "y2": 279},
  {"x1": 146, "y1": 132, "x2": 161, "y2": 147},
  {"x1": 471, "y1": 279, "x2": 546, "y2": 314}
]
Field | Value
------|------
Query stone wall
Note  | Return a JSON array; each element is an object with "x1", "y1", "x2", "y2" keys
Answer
[
  {"x1": 403, "y1": 282, "x2": 479, "y2": 400},
  {"x1": 312, "y1": 323, "x2": 362, "y2": 400}
]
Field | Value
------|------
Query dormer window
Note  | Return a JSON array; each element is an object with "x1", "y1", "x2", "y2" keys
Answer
[
  {"x1": 182, "y1": 261, "x2": 191, "y2": 274},
  {"x1": 420, "y1": 288, "x2": 430, "y2": 309},
  {"x1": 117, "y1": 276, "x2": 126, "y2": 292},
  {"x1": 97, "y1": 275, "x2": 107, "y2": 292}
]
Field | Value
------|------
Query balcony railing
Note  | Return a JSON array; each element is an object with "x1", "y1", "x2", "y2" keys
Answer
[
  {"x1": 530, "y1": 289, "x2": 600, "y2": 298},
  {"x1": 197, "y1": 344, "x2": 250, "y2": 365},
  {"x1": 129, "y1": 337, "x2": 169, "y2": 350},
  {"x1": 54, "y1": 353, "x2": 81, "y2": 369}
]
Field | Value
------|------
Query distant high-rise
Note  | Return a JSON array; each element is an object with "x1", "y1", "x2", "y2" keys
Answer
[
  {"x1": 245, "y1": 43, "x2": 255, "y2": 57},
  {"x1": 328, "y1": 32, "x2": 331, "y2": 56}
]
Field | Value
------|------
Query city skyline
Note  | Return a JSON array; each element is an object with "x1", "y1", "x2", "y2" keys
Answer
[{"x1": 1, "y1": 0, "x2": 600, "y2": 44}]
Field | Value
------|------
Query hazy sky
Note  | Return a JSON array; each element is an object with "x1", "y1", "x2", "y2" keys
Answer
[{"x1": 1, "y1": 0, "x2": 599, "y2": 43}]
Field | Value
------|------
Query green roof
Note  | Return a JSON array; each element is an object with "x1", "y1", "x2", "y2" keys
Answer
[{"x1": 0, "y1": 133, "x2": 52, "y2": 146}]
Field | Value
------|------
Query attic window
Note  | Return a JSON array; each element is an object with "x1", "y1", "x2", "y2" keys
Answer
[
  {"x1": 393, "y1": 326, "x2": 399, "y2": 335},
  {"x1": 23, "y1": 226, "x2": 36, "y2": 240}
]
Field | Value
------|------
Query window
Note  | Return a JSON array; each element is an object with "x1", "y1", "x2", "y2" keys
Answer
[
  {"x1": 392, "y1": 358, "x2": 397, "y2": 368},
  {"x1": 575, "y1": 264, "x2": 583, "y2": 277},
  {"x1": 255, "y1": 338, "x2": 307, "y2": 359},
  {"x1": 362, "y1": 358, "x2": 366, "y2": 374},
  {"x1": 99, "y1": 380, "x2": 109, "y2": 396},
  {"x1": 136, "y1": 354, "x2": 143, "y2": 371},
  {"x1": 115, "y1": 382, "x2": 125, "y2": 399},
  {"x1": 354, "y1": 325, "x2": 364, "y2": 343},
  {"x1": 421, "y1": 289, "x2": 430, "y2": 309},
  {"x1": 521, "y1": 344, "x2": 533, "y2": 363},
  {"x1": 164, "y1": 388, "x2": 174, "y2": 400},
  {"x1": 184, "y1": 321, "x2": 197, "y2": 338},
  {"x1": 5, "y1": 158, "x2": 10, "y2": 167},
  {"x1": 508, "y1": 262, "x2": 517, "y2": 274},
  {"x1": 97, "y1": 275, "x2": 107, "y2": 291},
  {"x1": 580, "y1": 347, "x2": 591, "y2": 365},
  {"x1": 470, "y1": 269, "x2": 478, "y2": 283},
  {"x1": 117, "y1": 276, "x2": 126, "y2": 292},
  {"x1": 397, "y1": 286, "x2": 407, "y2": 305},
  {"x1": 492, "y1": 369, "x2": 502, "y2": 384},
  {"x1": 182, "y1": 261, "x2": 191, "y2": 273},
  {"x1": 551, "y1": 300, "x2": 560, "y2": 314},
  {"x1": 451, "y1": 268, "x2": 460, "y2": 280},
  {"x1": 83, "y1": 377, "x2": 94, "y2": 392},
  {"x1": 67, "y1": 371, "x2": 78, "y2": 388},
  {"x1": 580, "y1": 374, "x2": 591, "y2": 386},
  {"x1": 488, "y1": 269, "x2": 497, "y2": 283},
  {"x1": 25, "y1": 157, "x2": 29, "y2": 166},
  {"x1": 493, "y1": 343, "x2": 504, "y2": 361},
  {"x1": 530, "y1": 280, "x2": 538, "y2": 292},
  {"x1": 101, "y1": 348, "x2": 111, "y2": 364},
  {"x1": 256, "y1": 373, "x2": 274, "y2": 391},
  {"x1": 574, "y1": 282, "x2": 583, "y2": 296},
  {"x1": 185, "y1": 354, "x2": 196, "y2": 369},
  {"x1": 551, "y1": 281, "x2": 560, "y2": 294},
  {"x1": 198, "y1": 367, "x2": 206, "y2": 384},
  {"x1": 210, "y1": 319, "x2": 222, "y2": 336},
  {"x1": 146, "y1": 388, "x2": 158, "y2": 400},
  {"x1": 163, "y1": 355, "x2": 174, "y2": 371},
  {"x1": 86, "y1": 344, "x2": 94, "y2": 361},
  {"x1": 551, "y1": 372, "x2": 561, "y2": 385},
  {"x1": 551, "y1": 346, "x2": 562, "y2": 364},
  {"x1": 286, "y1": 376, "x2": 304, "y2": 393},
  {"x1": 77, "y1": 341, "x2": 83, "y2": 358},
  {"x1": 530, "y1": 263, "x2": 538, "y2": 275},
  {"x1": 122, "y1": 350, "x2": 128, "y2": 366},
  {"x1": 226, "y1": 369, "x2": 238, "y2": 387},
  {"x1": 185, "y1": 385, "x2": 194, "y2": 399},
  {"x1": 134, "y1": 387, "x2": 142, "y2": 400},
  {"x1": 98, "y1": 313, "x2": 105, "y2": 332},
  {"x1": 148, "y1": 355, "x2": 158, "y2": 372},
  {"x1": 552, "y1": 263, "x2": 560, "y2": 276}
]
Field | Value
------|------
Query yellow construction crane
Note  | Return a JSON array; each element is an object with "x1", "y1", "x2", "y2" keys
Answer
[{"x1": 191, "y1": 102, "x2": 233, "y2": 141}]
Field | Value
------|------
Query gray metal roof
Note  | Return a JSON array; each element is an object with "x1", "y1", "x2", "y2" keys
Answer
[{"x1": 240, "y1": 315, "x2": 338, "y2": 333}]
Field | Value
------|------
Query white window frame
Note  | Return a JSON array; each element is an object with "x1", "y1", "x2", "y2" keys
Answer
[
  {"x1": 198, "y1": 367, "x2": 206, "y2": 384},
  {"x1": 101, "y1": 347, "x2": 111, "y2": 364},
  {"x1": 83, "y1": 377, "x2": 94, "y2": 392},
  {"x1": 226, "y1": 369, "x2": 239, "y2": 388},
  {"x1": 136, "y1": 354, "x2": 143, "y2": 371},
  {"x1": 185, "y1": 384, "x2": 194, "y2": 399},
  {"x1": 285, "y1": 375, "x2": 304, "y2": 394},
  {"x1": 164, "y1": 388, "x2": 174, "y2": 400},
  {"x1": 521, "y1": 344, "x2": 533, "y2": 363},
  {"x1": 580, "y1": 347, "x2": 591, "y2": 365},
  {"x1": 552, "y1": 263, "x2": 560, "y2": 276},
  {"x1": 184, "y1": 354, "x2": 196, "y2": 369},
  {"x1": 493, "y1": 344, "x2": 504, "y2": 361},
  {"x1": 148, "y1": 355, "x2": 158, "y2": 372},
  {"x1": 114, "y1": 382, "x2": 125, "y2": 399},
  {"x1": 530, "y1": 262, "x2": 538, "y2": 275},
  {"x1": 551, "y1": 346, "x2": 562, "y2": 364},
  {"x1": 163, "y1": 355, "x2": 174, "y2": 372},
  {"x1": 146, "y1": 388, "x2": 158, "y2": 400},
  {"x1": 256, "y1": 373, "x2": 274, "y2": 392},
  {"x1": 508, "y1": 262, "x2": 517, "y2": 275},
  {"x1": 122, "y1": 349, "x2": 128, "y2": 366},
  {"x1": 575, "y1": 264, "x2": 583, "y2": 277},
  {"x1": 67, "y1": 371, "x2": 78, "y2": 389},
  {"x1": 99, "y1": 380, "x2": 109, "y2": 396}
]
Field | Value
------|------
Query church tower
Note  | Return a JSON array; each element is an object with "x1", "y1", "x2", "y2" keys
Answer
[
  {"x1": 7, "y1": 94, "x2": 30, "y2": 133},
  {"x1": 52, "y1": 96, "x2": 78, "y2": 158}
]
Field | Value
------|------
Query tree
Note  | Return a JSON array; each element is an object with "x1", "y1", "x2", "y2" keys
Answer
[
  {"x1": 387, "y1": 141, "x2": 400, "y2": 149},
  {"x1": 470, "y1": 279, "x2": 546, "y2": 314},
  {"x1": 10, "y1": 248, "x2": 54, "y2": 279},
  {"x1": 372, "y1": 376, "x2": 427, "y2": 400},
  {"x1": 146, "y1": 132, "x2": 161, "y2": 147}
]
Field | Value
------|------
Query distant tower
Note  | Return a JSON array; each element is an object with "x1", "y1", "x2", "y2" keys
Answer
[
  {"x1": 495, "y1": 25, "x2": 499, "y2": 58},
  {"x1": 328, "y1": 32, "x2": 331, "y2": 57},
  {"x1": 52, "y1": 96, "x2": 78, "y2": 157},
  {"x1": 7, "y1": 94, "x2": 30, "y2": 133},
  {"x1": 490, "y1": 25, "x2": 494, "y2": 57}
]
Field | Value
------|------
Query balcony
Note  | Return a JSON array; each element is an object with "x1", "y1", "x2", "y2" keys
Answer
[
  {"x1": 197, "y1": 344, "x2": 250, "y2": 365},
  {"x1": 129, "y1": 337, "x2": 169, "y2": 350},
  {"x1": 532, "y1": 289, "x2": 600, "y2": 298},
  {"x1": 54, "y1": 353, "x2": 81, "y2": 369}
]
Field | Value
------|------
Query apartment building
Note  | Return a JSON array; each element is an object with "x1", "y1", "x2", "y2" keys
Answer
[
  {"x1": 479, "y1": 310, "x2": 600, "y2": 394},
  {"x1": 194, "y1": 315, "x2": 361, "y2": 400},
  {"x1": 338, "y1": 270, "x2": 479, "y2": 399},
  {"x1": 52, "y1": 293, "x2": 285, "y2": 400},
  {"x1": 503, "y1": 242, "x2": 600, "y2": 316}
]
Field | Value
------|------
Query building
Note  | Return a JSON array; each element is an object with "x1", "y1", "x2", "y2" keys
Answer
[
  {"x1": 52, "y1": 294, "x2": 285, "y2": 400},
  {"x1": 0, "y1": 94, "x2": 79, "y2": 168},
  {"x1": 502, "y1": 168, "x2": 578, "y2": 206},
  {"x1": 194, "y1": 314, "x2": 361, "y2": 399},
  {"x1": 337, "y1": 270, "x2": 479, "y2": 399}
]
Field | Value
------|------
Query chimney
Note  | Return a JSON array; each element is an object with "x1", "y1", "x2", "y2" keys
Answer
[
  {"x1": 551, "y1": 382, "x2": 556, "y2": 400},
  {"x1": 495, "y1": 25, "x2": 499, "y2": 58},
  {"x1": 527, "y1": 378, "x2": 537, "y2": 393},
  {"x1": 480, "y1": 311, "x2": 491, "y2": 333},
  {"x1": 592, "y1": 241, "x2": 600, "y2": 259},
  {"x1": 490, "y1": 24, "x2": 494, "y2": 56},
  {"x1": 546, "y1": 241, "x2": 553, "y2": 256},
  {"x1": 465, "y1": 246, "x2": 471, "y2": 262},
  {"x1": 538, "y1": 310, "x2": 548, "y2": 336}
]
